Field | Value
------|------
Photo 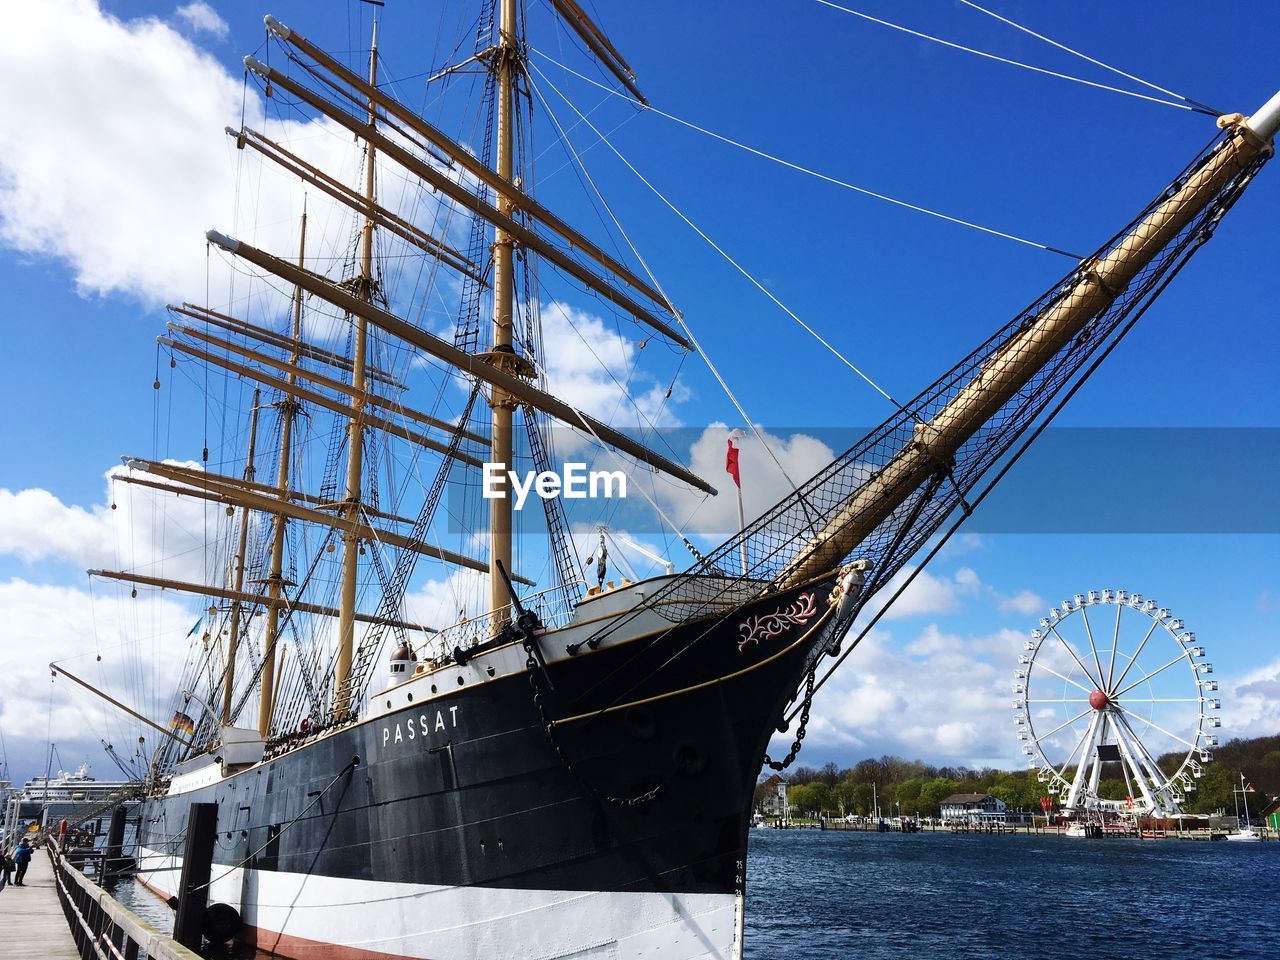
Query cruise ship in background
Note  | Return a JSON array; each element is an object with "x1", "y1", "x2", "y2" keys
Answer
[{"x1": 1, "y1": 763, "x2": 138, "y2": 849}]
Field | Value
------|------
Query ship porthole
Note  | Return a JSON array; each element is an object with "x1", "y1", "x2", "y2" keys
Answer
[
  {"x1": 673, "y1": 740, "x2": 706, "y2": 776},
  {"x1": 624, "y1": 706, "x2": 656, "y2": 740},
  {"x1": 457, "y1": 676, "x2": 465, "y2": 686},
  {"x1": 407, "y1": 693, "x2": 413, "y2": 702},
  {"x1": 431, "y1": 684, "x2": 437, "y2": 693}
]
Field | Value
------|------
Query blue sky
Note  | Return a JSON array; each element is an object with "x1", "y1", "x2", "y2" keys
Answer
[{"x1": 0, "y1": 1, "x2": 1276, "y2": 784}]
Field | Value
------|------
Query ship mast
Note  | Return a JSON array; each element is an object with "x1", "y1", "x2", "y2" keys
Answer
[
  {"x1": 487, "y1": 0, "x2": 521, "y2": 626},
  {"x1": 334, "y1": 24, "x2": 380, "y2": 717},
  {"x1": 184, "y1": 9, "x2": 713, "y2": 720},
  {"x1": 256, "y1": 211, "x2": 308, "y2": 737},
  {"x1": 221, "y1": 387, "x2": 261, "y2": 725},
  {"x1": 89, "y1": 6, "x2": 714, "y2": 757}
]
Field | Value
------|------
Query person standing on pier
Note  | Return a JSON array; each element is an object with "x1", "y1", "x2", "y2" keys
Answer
[
  {"x1": 12, "y1": 839, "x2": 32, "y2": 886},
  {"x1": 0, "y1": 849, "x2": 13, "y2": 892}
]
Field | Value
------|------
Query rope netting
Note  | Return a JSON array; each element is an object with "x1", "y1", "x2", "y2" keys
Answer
[{"x1": 582, "y1": 128, "x2": 1267, "y2": 658}]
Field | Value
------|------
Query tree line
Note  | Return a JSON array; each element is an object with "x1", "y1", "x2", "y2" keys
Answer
[{"x1": 760, "y1": 734, "x2": 1280, "y2": 819}]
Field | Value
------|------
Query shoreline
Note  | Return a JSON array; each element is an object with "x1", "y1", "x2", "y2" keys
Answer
[{"x1": 754, "y1": 819, "x2": 1277, "y2": 841}]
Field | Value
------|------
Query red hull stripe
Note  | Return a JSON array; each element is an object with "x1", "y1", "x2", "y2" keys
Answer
[
  {"x1": 137, "y1": 878, "x2": 428, "y2": 960},
  {"x1": 243, "y1": 924, "x2": 437, "y2": 960},
  {"x1": 135, "y1": 874, "x2": 170, "y2": 901}
]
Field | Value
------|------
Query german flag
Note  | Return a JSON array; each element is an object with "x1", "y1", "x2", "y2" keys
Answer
[{"x1": 171, "y1": 711, "x2": 196, "y2": 735}]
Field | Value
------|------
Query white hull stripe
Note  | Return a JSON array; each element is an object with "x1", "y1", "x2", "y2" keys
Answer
[{"x1": 138, "y1": 847, "x2": 741, "y2": 960}]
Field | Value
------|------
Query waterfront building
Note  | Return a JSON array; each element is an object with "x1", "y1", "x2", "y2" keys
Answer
[
  {"x1": 1260, "y1": 798, "x2": 1280, "y2": 831},
  {"x1": 758, "y1": 777, "x2": 789, "y2": 819},
  {"x1": 940, "y1": 793, "x2": 1007, "y2": 824}
]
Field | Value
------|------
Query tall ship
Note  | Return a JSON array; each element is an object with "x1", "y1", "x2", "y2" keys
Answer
[{"x1": 66, "y1": 2, "x2": 1278, "y2": 958}]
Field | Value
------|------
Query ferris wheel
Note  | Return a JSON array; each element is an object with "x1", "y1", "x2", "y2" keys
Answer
[{"x1": 1012, "y1": 590, "x2": 1220, "y2": 817}]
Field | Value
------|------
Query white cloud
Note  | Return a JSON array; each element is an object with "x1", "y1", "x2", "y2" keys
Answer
[
  {"x1": 934, "y1": 720, "x2": 982, "y2": 755},
  {"x1": 538, "y1": 300, "x2": 684, "y2": 431},
  {"x1": 865, "y1": 564, "x2": 983, "y2": 621},
  {"x1": 0, "y1": 487, "x2": 113, "y2": 565},
  {"x1": 939, "y1": 532, "x2": 984, "y2": 558},
  {"x1": 0, "y1": 579, "x2": 196, "y2": 782},
  {"x1": 1, "y1": 0, "x2": 249, "y2": 300},
  {"x1": 1256, "y1": 589, "x2": 1280, "y2": 614},
  {"x1": 953, "y1": 566, "x2": 981, "y2": 595},
  {"x1": 174, "y1": 2, "x2": 228, "y2": 40},
  {"x1": 1224, "y1": 655, "x2": 1280, "y2": 738},
  {"x1": 657, "y1": 425, "x2": 838, "y2": 537},
  {"x1": 882, "y1": 568, "x2": 958, "y2": 618},
  {"x1": 0, "y1": 0, "x2": 438, "y2": 316},
  {"x1": 402, "y1": 568, "x2": 490, "y2": 633},
  {"x1": 999, "y1": 588, "x2": 1044, "y2": 615},
  {"x1": 0, "y1": 462, "x2": 229, "y2": 583},
  {"x1": 789, "y1": 624, "x2": 1028, "y2": 767}
]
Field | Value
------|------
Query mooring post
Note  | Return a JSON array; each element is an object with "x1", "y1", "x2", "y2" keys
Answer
[
  {"x1": 173, "y1": 801, "x2": 218, "y2": 950},
  {"x1": 105, "y1": 804, "x2": 127, "y2": 874}
]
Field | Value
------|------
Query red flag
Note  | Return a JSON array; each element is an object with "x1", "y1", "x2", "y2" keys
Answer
[{"x1": 725, "y1": 436, "x2": 741, "y2": 488}]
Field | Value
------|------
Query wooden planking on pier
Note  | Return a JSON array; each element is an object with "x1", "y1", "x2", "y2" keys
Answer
[{"x1": 0, "y1": 849, "x2": 81, "y2": 959}]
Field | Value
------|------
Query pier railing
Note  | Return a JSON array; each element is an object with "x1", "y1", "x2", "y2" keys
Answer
[{"x1": 47, "y1": 841, "x2": 201, "y2": 960}]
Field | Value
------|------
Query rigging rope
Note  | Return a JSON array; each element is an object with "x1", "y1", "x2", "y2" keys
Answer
[
  {"x1": 530, "y1": 48, "x2": 1084, "y2": 260},
  {"x1": 524, "y1": 61, "x2": 818, "y2": 512},
  {"x1": 559, "y1": 129, "x2": 1263, "y2": 731},
  {"x1": 528, "y1": 61, "x2": 919, "y2": 425},
  {"x1": 787, "y1": 210, "x2": 1222, "y2": 724},
  {"x1": 956, "y1": 0, "x2": 1222, "y2": 116},
  {"x1": 811, "y1": 0, "x2": 1217, "y2": 116},
  {"x1": 519, "y1": 351, "x2": 706, "y2": 564}
]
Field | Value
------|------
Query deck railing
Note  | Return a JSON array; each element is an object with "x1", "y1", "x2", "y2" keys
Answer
[
  {"x1": 425, "y1": 580, "x2": 587, "y2": 659},
  {"x1": 47, "y1": 840, "x2": 200, "y2": 960}
]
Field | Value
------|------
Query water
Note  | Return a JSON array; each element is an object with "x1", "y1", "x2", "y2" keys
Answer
[
  {"x1": 107, "y1": 875, "x2": 175, "y2": 934},
  {"x1": 745, "y1": 829, "x2": 1279, "y2": 959},
  {"x1": 106, "y1": 876, "x2": 259, "y2": 959},
  {"x1": 105, "y1": 830, "x2": 1279, "y2": 958}
]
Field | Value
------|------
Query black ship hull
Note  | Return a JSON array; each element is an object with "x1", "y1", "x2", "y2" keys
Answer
[{"x1": 138, "y1": 577, "x2": 840, "y2": 959}]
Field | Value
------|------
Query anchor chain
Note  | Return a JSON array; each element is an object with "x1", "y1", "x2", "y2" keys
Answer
[
  {"x1": 494, "y1": 555, "x2": 665, "y2": 808},
  {"x1": 523, "y1": 645, "x2": 665, "y2": 807},
  {"x1": 763, "y1": 666, "x2": 816, "y2": 771}
]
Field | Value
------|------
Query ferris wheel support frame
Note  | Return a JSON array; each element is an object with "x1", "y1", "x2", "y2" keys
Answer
[
  {"x1": 1063, "y1": 709, "x2": 1104, "y2": 812},
  {"x1": 1114, "y1": 708, "x2": 1182, "y2": 813}
]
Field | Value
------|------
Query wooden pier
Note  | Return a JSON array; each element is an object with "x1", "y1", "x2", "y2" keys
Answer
[
  {"x1": 0, "y1": 847, "x2": 80, "y2": 959},
  {"x1": 0, "y1": 842, "x2": 200, "y2": 960}
]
